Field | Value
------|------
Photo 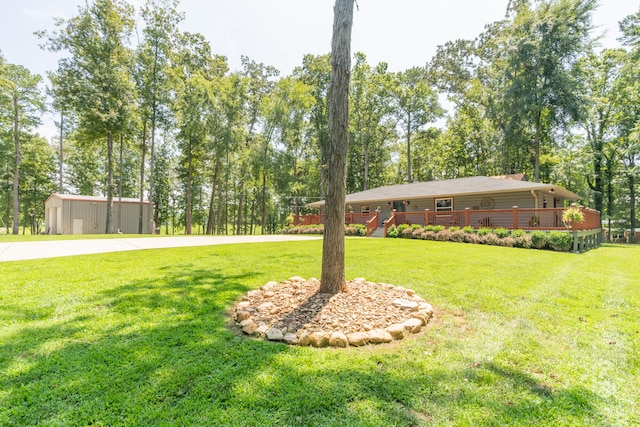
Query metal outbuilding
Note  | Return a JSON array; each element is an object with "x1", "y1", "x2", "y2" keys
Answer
[{"x1": 44, "y1": 194, "x2": 153, "y2": 235}]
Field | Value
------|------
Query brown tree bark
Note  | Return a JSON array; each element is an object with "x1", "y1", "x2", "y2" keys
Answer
[
  {"x1": 139, "y1": 121, "x2": 147, "y2": 234},
  {"x1": 12, "y1": 96, "x2": 20, "y2": 235},
  {"x1": 105, "y1": 132, "x2": 115, "y2": 234},
  {"x1": 320, "y1": 0, "x2": 354, "y2": 294}
]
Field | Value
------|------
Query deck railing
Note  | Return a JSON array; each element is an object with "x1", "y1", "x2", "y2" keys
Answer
[
  {"x1": 365, "y1": 212, "x2": 379, "y2": 237},
  {"x1": 292, "y1": 212, "x2": 377, "y2": 227},
  {"x1": 293, "y1": 206, "x2": 601, "y2": 235}
]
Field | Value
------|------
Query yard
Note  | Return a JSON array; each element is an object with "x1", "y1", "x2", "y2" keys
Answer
[{"x1": 1, "y1": 239, "x2": 638, "y2": 426}]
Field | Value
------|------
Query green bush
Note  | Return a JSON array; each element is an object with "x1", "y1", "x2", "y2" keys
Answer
[
  {"x1": 449, "y1": 226, "x2": 460, "y2": 232},
  {"x1": 494, "y1": 228, "x2": 510, "y2": 238},
  {"x1": 421, "y1": 230, "x2": 436, "y2": 240},
  {"x1": 425, "y1": 225, "x2": 445, "y2": 233},
  {"x1": 401, "y1": 227, "x2": 415, "y2": 238},
  {"x1": 482, "y1": 233, "x2": 500, "y2": 246},
  {"x1": 462, "y1": 226, "x2": 475, "y2": 234},
  {"x1": 477, "y1": 227, "x2": 493, "y2": 236},
  {"x1": 514, "y1": 234, "x2": 533, "y2": 249},
  {"x1": 411, "y1": 224, "x2": 422, "y2": 230},
  {"x1": 530, "y1": 231, "x2": 548, "y2": 249},
  {"x1": 397, "y1": 224, "x2": 410, "y2": 234},
  {"x1": 353, "y1": 223, "x2": 366, "y2": 236},
  {"x1": 547, "y1": 231, "x2": 573, "y2": 252},
  {"x1": 386, "y1": 225, "x2": 399, "y2": 238},
  {"x1": 450, "y1": 229, "x2": 466, "y2": 242},
  {"x1": 511, "y1": 229, "x2": 526, "y2": 238}
]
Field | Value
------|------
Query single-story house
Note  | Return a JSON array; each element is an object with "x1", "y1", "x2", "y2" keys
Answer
[
  {"x1": 45, "y1": 194, "x2": 153, "y2": 235},
  {"x1": 306, "y1": 174, "x2": 581, "y2": 224},
  {"x1": 296, "y1": 174, "x2": 601, "y2": 250}
]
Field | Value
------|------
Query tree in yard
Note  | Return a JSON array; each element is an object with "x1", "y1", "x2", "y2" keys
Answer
[
  {"x1": 499, "y1": 0, "x2": 596, "y2": 182},
  {"x1": 19, "y1": 135, "x2": 58, "y2": 234},
  {"x1": 294, "y1": 54, "x2": 332, "y2": 200},
  {"x1": 135, "y1": 0, "x2": 183, "y2": 234},
  {"x1": 578, "y1": 49, "x2": 625, "y2": 215},
  {"x1": 168, "y1": 31, "x2": 228, "y2": 234},
  {"x1": 39, "y1": 0, "x2": 136, "y2": 234},
  {"x1": 615, "y1": 10, "x2": 640, "y2": 243},
  {"x1": 348, "y1": 53, "x2": 396, "y2": 192},
  {"x1": 320, "y1": 0, "x2": 354, "y2": 294},
  {"x1": 393, "y1": 67, "x2": 442, "y2": 183},
  {"x1": 0, "y1": 61, "x2": 45, "y2": 234}
]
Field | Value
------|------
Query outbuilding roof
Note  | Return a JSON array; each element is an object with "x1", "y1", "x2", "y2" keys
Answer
[
  {"x1": 45, "y1": 193, "x2": 151, "y2": 204},
  {"x1": 307, "y1": 176, "x2": 581, "y2": 207}
]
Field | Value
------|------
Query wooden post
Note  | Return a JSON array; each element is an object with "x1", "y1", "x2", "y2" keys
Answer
[
  {"x1": 425, "y1": 209, "x2": 430, "y2": 226},
  {"x1": 512, "y1": 206, "x2": 518, "y2": 229},
  {"x1": 465, "y1": 208, "x2": 470, "y2": 227}
]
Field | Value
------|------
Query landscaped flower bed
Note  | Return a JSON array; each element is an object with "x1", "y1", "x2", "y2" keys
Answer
[
  {"x1": 386, "y1": 224, "x2": 574, "y2": 252},
  {"x1": 283, "y1": 223, "x2": 366, "y2": 236}
]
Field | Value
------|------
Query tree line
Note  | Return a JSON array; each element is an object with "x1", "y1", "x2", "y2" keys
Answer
[{"x1": 0, "y1": 0, "x2": 638, "y2": 238}]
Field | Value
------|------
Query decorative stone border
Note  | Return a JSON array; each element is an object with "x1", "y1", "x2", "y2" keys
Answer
[{"x1": 231, "y1": 277, "x2": 434, "y2": 347}]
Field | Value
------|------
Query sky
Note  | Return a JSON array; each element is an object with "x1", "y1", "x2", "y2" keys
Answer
[{"x1": 0, "y1": 0, "x2": 638, "y2": 138}]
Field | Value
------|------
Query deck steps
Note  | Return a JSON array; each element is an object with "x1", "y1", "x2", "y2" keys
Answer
[{"x1": 368, "y1": 227, "x2": 385, "y2": 238}]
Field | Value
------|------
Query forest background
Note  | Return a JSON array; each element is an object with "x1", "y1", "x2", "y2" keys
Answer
[{"x1": 0, "y1": 0, "x2": 639, "y2": 238}]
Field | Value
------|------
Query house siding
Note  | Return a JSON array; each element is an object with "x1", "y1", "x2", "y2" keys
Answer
[{"x1": 344, "y1": 191, "x2": 542, "y2": 223}]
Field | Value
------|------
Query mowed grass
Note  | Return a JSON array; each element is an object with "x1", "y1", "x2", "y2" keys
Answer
[{"x1": 0, "y1": 239, "x2": 638, "y2": 426}]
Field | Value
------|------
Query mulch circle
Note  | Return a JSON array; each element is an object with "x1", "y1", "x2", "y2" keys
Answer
[{"x1": 230, "y1": 277, "x2": 434, "y2": 347}]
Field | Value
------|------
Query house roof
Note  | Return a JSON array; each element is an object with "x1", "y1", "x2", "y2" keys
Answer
[
  {"x1": 307, "y1": 176, "x2": 581, "y2": 207},
  {"x1": 45, "y1": 193, "x2": 151, "y2": 205}
]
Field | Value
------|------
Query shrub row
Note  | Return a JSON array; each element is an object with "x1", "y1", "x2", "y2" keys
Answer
[
  {"x1": 386, "y1": 224, "x2": 573, "y2": 252},
  {"x1": 283, "y1": 223, "x2": 366, "y2": 236}
]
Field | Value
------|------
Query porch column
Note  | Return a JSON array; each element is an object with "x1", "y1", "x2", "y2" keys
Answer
[{"x1": 513, "y1": 206, "x2": 519, "y2": 229}]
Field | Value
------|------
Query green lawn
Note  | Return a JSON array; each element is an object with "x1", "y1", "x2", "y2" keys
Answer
[{"x1": 1, "y1": 239, "x2": 638, "y2": 426}]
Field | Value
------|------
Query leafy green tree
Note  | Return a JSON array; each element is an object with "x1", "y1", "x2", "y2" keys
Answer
[
  {"x1": 19, "y1": 135, "x2": 57, "y2": 234},
  {"x1": 393, "y1": 67, "x2": 442, "y2": 183},
  {"x1": 615, "y1": 13, "x2": 640, "y2": 242},
  {"x1": 500, "y1": 0, "x2": 596, "y2": 182},
  {"x1": 169, "y1": 31, "x2": 228, "y2": 234},
  {"x1": 39, "y1": 0, "x2": 136, "y2": 233},
  {"x1": 294, "y1": 54, "x2": 331, "y2": 199},
  {"x1": 578, "y1": 49, "x2": 625, "y2": 214},
  {"x1": 349, "y1": 53, "x2": 395, "y2": 192},
  {"x1": 0, "y1": 61, "x2": 44, "y2": 234},
  {"x1": 136, "y1": 0, "x2": 183, "y2": 233}
]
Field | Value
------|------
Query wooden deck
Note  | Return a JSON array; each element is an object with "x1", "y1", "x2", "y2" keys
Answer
[{"x1": 294, "y1": 206, "x2": 601, "y2": 238}]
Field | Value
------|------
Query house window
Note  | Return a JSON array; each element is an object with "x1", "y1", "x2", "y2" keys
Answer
[
  {"x1": 360, "y1": 205, "x2": 371, "y2": 214},
  {"x1": 435, "y1": 198, "x2": 453, "y2": 212}
]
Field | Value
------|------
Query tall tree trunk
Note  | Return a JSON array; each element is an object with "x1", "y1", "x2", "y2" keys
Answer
[
  {"x1": 105, "y1": 132, "x2": 115, "y2": 234},
  {"x1": 363, "y1": 140, "x2": 369, "y2": 191},
  {"x1": 59, "y1": 110, "x2": 64, "y2": 193},
  {"x1": 406, "y1": 113, "x2": 412, "y2": 183},
  {"x1": 261, "y1": 172, "x2": 267, "y2": 234},
  {"x1": 629, "y1": 172, "x2": 636, "y2": 244},
  {"x1": 12, "y1": 96, "x2": 20, "y2": 235},
  {"x1": 534, "y1": 110, "x2": 541, "y2": 182},
  {"x1": 139, "y1": 121, "x2": 147, "y2": 234},
  {"x1": 236, "y1": 183, "x2": 244, "y2": 235},
  {"x1": 148, "y1": 97, "x2": 157, "y2": 233},
  {"x1": 206, "y1": 155, "x2": 221, "y2": 235},
  {"x1": 320, "y1": 0, "x2": 354, "y2": 294},
  {"x1": 185, "y1": 140, "x2": 193, "y2": 235},
  {"x1": 118, "y1": 135, "x2": 124, "y2": 233}
]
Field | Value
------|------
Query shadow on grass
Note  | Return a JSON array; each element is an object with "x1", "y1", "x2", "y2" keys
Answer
[{"x1": 0, "y1": 262, "x2": 609, "y2": 426}]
